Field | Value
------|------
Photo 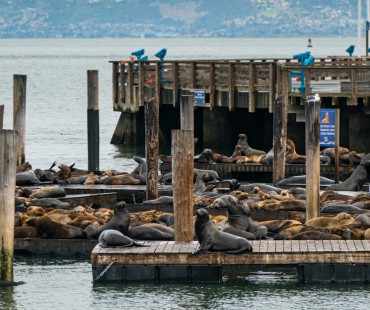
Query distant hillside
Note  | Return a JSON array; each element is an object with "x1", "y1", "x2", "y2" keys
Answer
[{"x1": 0, "y1": 0, "x2": 363, "y2": 38}]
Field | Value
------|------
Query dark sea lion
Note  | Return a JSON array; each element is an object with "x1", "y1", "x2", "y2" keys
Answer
[
  {"x1": 193, "y1": 208, "x2": 253, "y2": 254},
  {"x1": 197, "y1": 148, "x2": 215, "y2": 163},
  {"x1": 158, "y1": 213, "x2": 175, "y2": 228},
  {"x1": 325, "y1": 153, "x2": 370, "y2": 191},
  {"x1": 127, "y1": 225, "x2": 173, "y2": 240},
  {"x1": 14, "y1": 226, "x2": 39, "y2": 238},
  {"x1": 257, "y1": 219, "x2": 303, "y2": 234},
  {"x1": 159, "y1": 172, "x2": 173, "y2": 185},
  {"x1": 98, "y1": 229, "x2": 144, "y2": 247},
  {"x1": 260, "y1": 148, "x2": 273, "y2": 165},
  {"x1": 194, "y1": 168, "x2": 222, "y2": 182},
  {"x1": 219, "y1": 195, "x2": 268, "y2": 239},
  {"x1": 143, "y1": 196, "x2": 174, "y2": 205},
  {"x1": 16, "y1": 171, "x2": 44, "y2": 186},
  {"x1": 237, "y1": 133, "x2": 266, "y2": 157},
  {"x1": 25, "y1": 216, "x2": 86, "y2": 239},
  {"x1": 29, "y1": 198, "x2": 70, "y2": 209},
  {"x1": 86, "y1": 201, "x2": 130, "y2": 238},
  {"x1": 194, "y1": 173, "x2": 210, "y2": 195},
  {"x1": 320, "y1": 204, "x2": 368, "y2": 214},
  {"x1": 238, "y1": 183, "x2": 284, "y2": 194},
  {"x1": 133, "y1": 156, "x2": 146, "y2": 177},
  {"x1": 277, "y1": 175, "x2": 335, "y2": 188}
]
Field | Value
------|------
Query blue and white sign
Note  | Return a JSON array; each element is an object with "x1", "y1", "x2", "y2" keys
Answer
[
  {"x1": 194, "y1": 89, "x2": 205, "y2": 106},
  {"x1": 320, "y1": 108, "x2": 336, "y2": 147}
]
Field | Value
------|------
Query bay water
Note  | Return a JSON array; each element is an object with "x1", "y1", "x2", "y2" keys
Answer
[{"x1": 1, "y1": 37, "x2": 368, "y2": 309}]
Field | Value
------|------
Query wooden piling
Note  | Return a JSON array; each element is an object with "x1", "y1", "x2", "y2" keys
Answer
[
  {"x1": 305, "y1": 97, "x2": 321, "y2": 220},
  {"x1": 180, "y1": 95, "x2": 194, "y2": 130},
  {"x1": 13, "y1": 75, "x2": 26, "y2": 166},
  {"x1": 0, "y1": 105, "x2": 4, "y2": 129},
  {"x1": 0, "y1": 130, "x2": 18, "y2": 283},
  {"x1": 144, "y1": 97, "x2": 159, "y2": 200},
  {"x1": 272, "y1": 95, "x2": 287, "y2": 185},
  {"x1": 172, "y1": 129, "x2": 194, "y2": 242},
  {"x1": 249, "y1": 63, "x2": 256, "y2": 112},
  {"x1": 87, "y1": 70, "x2": 99, "y2": 171},
  {"x1": 334, "y1": 109, "x2": 340, "y2": 183}
]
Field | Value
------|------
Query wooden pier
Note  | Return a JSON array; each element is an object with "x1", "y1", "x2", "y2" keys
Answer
[
  {"x1": 110, "y1": 56, "x2": 370, "y2": 153},
  {"x1": 91, "y1": 240, "x2": 370, "y2": 283}
]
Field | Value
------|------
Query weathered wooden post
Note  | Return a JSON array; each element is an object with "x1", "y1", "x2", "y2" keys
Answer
[
  {"x1": 0, "y1": 105, "x2": 4, "y2": 129},
  {"x1": 0, "y1": 130, "x2": 18, "y2": 284},
  {"x1": 172, "y1": 129, "x2": 194, "y2": 242},
  {"x1": 13, "y1": 75, "x2": 27, "y2": 166},
  {"x1": 180, "y1": 95, "x2": 194, "y2": 130},
  {"x1": 272, "y1": 95, "x2": 287, "y2": 185},
  {"x1": 334, "y1": 109, "x2": 341, "y2": 183},
  {"x1": 144, "y1": 97, "x2": 159, "y2": 200},
  {"x1": 305, "y1": 95, "x2": 321, "y2": 220},
  {"x1": 87, "y1": 70, "x2": 99, "y2": 171}
]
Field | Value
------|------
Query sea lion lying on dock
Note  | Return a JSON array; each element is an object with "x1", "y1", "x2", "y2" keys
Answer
[
  {"x1": 305, "y1": 212, "x2": 354, "y2": 227},
  {"x1": 285, "y1": 139, "x2": 306, "y2": 164},
  {"x1": 98, "y1": 229, "x2": 144, "y2": 247},
  {"x1": 29, "y1": 186, "x2": 66, "y2": 199},
  {"x1": 277, "y1": 175, "x2": 335, "y2": 188},
  {"x1": 127, "y1": 224, "x2": 173, "y2": 241},
  {"x1": 193, "y1": 208, "x2": 253, "y2": 254},
  {"x1": 325, "y1": 153, "x2": 370, "y2": 191}
]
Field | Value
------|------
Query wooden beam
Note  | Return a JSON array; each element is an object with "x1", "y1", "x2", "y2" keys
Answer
[
  {"x1": 334, "y1": 109, "x2": 340, "y2": 183},
  {"x1": 249, "y1": 63, "x2": 256, "y2": 112},
  {"x1": 228, "y1": 63, "x2": 235, "y2": 111},
  {"x1": 209, "y1": 63, "x2": 215, "y2": 109},
  {"x1": 112, "y1": 62, "x2": 118, "y2": 106},
  {"x1": 272, "y1": 95, "x2": 287, "y2": 185},
  {"x1": 350, "y1": 69, "x2": 357, "y2": 105},
  {"x1": 127, "y1": 62, "x2": 134, "y2": 110},
  {"x1": 144, "y1": 97, "x2": 159, "y2": 201},
  {"x1": 172, "y1": 130, "x2": 194, "y2": 242},
  {"x1": 0, "y1": 129, "x2": 18, "y2": 283},
  {"x1": 304, "y1": 68, "x2": 311, "y2": 98},
  {"x1": 119, "y1": 62, "x2": 125, "y2": 105},
  {"x1": 172, "y1": 62, "x2": 179, "y2": 107},
  {"x1": 155, "y1": 62, "x2": 161, "y2": 104},
  {"x1": 13, "y1": 74, "x2": 27, "y2": 166},
  {"x1": 191, "y1": 63, "x2": 196, "y2": 89},
  {"x1": 87, "y1": 70, "x2": 100, "y2": 171},
  {"x1": 180, "y1": 95, "x2": 194, "y2": 130},
  {"x1": 138, "y1": 62, "x2": 144, "y2": 107},
  {"x1": 305, "y1": 97, "x2": 321, "y2": 220},
  {"x1": 0, "y1": 105, "x2": 4, "y2": 129},
  {"x1": 269, "y1": 63, "x2": 277, "y2": 113}
]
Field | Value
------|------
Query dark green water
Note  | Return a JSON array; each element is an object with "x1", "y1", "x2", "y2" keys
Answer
[{"x1": 1, "y1": 256, "x2": 369, "y2": 310}]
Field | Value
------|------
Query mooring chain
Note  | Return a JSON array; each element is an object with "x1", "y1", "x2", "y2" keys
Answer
[{"x1": 93, "y1": 261, "x2": 114, "y2": 282}]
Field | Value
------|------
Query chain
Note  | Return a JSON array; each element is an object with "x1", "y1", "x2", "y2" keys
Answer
[{"x1": 93, "y1": 261, "x2": 114, "y2": 282}]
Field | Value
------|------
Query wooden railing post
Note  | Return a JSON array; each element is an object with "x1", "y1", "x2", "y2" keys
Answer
[
  {"x1": 155, "y1": 62, "x2": 161, "y2": 104},
  {"x1": 119, "y1": 62, "x2": 125, "y2": 104},
  {"x1": 0, "y1": 105, "x2": 4, "y2": 129},
  {"x1": 13, "y1": 74, "x2": 27, "y2": 166},
  {"x1": 180, "y1": 95, "x2": 194, "y2": 130},
  {"x1": 305, "y1": 96, "x2": 321, "y2": 220},
  {"x1": 209, "y1": 63, "x2": 215, "y2": 109},
  {"x1": 269, "y1": 63, "x2": 277, "y2": 113},
  {"x1": 272, "y1": 95, "x2": 287, "y2": 185},
  {"x1": 138, "y1": 62, "x2": 144, "y2": 107},
  {"x1": 172, "y1": 129, "x2": 194, "y2": 242},
  {"x1": 0, "y1": 129, "x2": 18, "y2": 283},
  {"x1": 350, "y1": 69, "x2": 357, "y2": 105},
  {"x1": 87, "y1": 70, "x2": 100, "y2": 171},
  {"x1": 228, "y1": 62, "x2": 235, "y2": 111},
  {"x1": 335, "y1": 109, "x2": 341, "y2": 183},
  {"x1": 145, "y1": 97, "x2": 159, "y2": 200},
  {"x1": 172, "y1": 62, "x2": 179, "y2": 107},
  {"x1": 249, "y1": 63, "x2": 256, "y2": 112},
  {"x1": 112, "y1": 62, "x2": 118, "y2": 108}
]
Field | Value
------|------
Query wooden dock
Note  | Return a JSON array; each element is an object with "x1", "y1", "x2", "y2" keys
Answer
[{"x1": 91, "y1": 240, "x2": 370, "y2": 283}]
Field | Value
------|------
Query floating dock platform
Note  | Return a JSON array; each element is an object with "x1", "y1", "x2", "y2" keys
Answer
[{"x1": 91, "y1": 240, "x2": 370, "y2": 283}]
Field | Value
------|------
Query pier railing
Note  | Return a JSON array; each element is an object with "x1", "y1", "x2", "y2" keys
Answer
[{"x1": 111, "y1": 57, "x2": 370, "y2": 113}]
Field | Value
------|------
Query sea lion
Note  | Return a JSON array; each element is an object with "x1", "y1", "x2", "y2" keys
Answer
[
  {"x1": 305, "y1": 212, "x2": 354, "y2": 227},
  {"x1": 16, "y1": 162, "x2": 32, "y2": 173},
  {"x1": 194, "y1": 168, "x2": 222, "y2": 182},
  {"x1": 85, "y1": 201, "x2": 130, "y2": 238},
  {"x1": 194, "y1": 173, "x2": 210, "y2": 195},
  {"x1": 157, "y1": 213, "x2": 174, "y2": 228},
  {"x1": 219, "y1": 195, "x2": 268, "y2": 239},
  {"x1": 16, "y1": 171, "x2": 44, "y2": 186},
  {"x1": 29, "y1": 186, "x2": 66, "y2": 199},
  {"x1": 127, "y1": 224, "x2": 173, "y2": 240},
  {"x1": 197, "y1": 149, "x2": 215, "y2": 163},
  {"x1": 54, "y1": 163, "x2": 72, "y2": 180},
  {"x1": 320, "y1": 204, "x2": 368, "y2": 214},
  {"x1": 103, "y1": 175, "x2": 141, "y2": 185},
  {"x1": 285, "y1": 139, "x2": 306, "y2": 164},
  {"x1": 25, "y1": 216, "x2": 86, "y2": 239},
  {"x1": 83, "y1": 172, "x2": 100, "y2": 185},
  {"x1": 14, "y1": 226, "x2": 39, "y2": 238},
  {"x1": 143, "y1": 196, "x2": 174, "y2": 205},
  {"x1": 159, "y1": 172, "x2": 173, "y2": 185},
  {"x1": 193, "y1": 208, "x2": 253, "y2": 254},
  {"x1": 29, "y1": 198, "x2": 70, "y2": 209},
  {"x1": 260, "y1": 148, "x2": 274, "y2": 165},
  {"x1": 237, "y1": 183, "x2": 284, "y2": 194},
  {"x1": 237, "y1": 133, "x2": 266, "y2": 157},
  {"x1": 257, "y1": 219, "x2": 303, "y2": 234},
  {"x1": 98, "y1": 229, "x2": 144, "y2": 247},
  {"x1": 287, "y1": 231, "x2": 342, "y2": 240},
  {"x1": 277, "y1": 175, "x2": 335, "y2": 188},
  {"x1": 133, "y1": 156, "x2": 146, "y2": 177},
  {"x1": 325, "y1": 153, "x2": 370, "y2": 191}
]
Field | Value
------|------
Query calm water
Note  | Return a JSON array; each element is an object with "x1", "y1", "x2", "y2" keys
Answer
[
  {"x1": 0, "y1": 256, "x2": 369, "y2": 310},
  {"x1": 1, "y1": 38, "x2": 368, "y2": 308}
]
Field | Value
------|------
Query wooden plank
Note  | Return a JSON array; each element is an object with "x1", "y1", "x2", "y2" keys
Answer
[
  {"x1": 119, "y1": 63, "x2": 125, "y2": 104},
  {"x1": 323, "y1": 240, "x2": 332, "y2": 252},
  {"x1": 275, "y1": 240, "x2": 284, "y2": 253},
  {"x1": 266, "y1": 240, "x2": 276, "y2": 253},
  {"x1": 228, "y1": 62, "x2": 235, "y2": 111},
  {"x1": 350, "y1": 68, "x2": 357, "y2": 105},
  {"x1": 191, "y1": 63, "x2": 196, "y2": 89},
  {"x1": 127, "y1": 62, "x2": 134, "y2": 110},
  {"x1": 315, "y1": 240, "x2": 325, "y2": 252},
  {"x1": 299, "y1": 240, "x2": 308, "y2": 252},
  {"x1": 307, "y1": 240, "x2": 316, "y2": 252},
  {"x1": 171, "y1": 242, "x2": 183, "y2": 254},
  {"x1": 251, "y1": 241, "x2": 260, "y2": 253},
  {"x1": 361, "y1": 240, "x2": 370, "y2": 251},
  {"x1": 209, "y1": 63, "x2": 215, "y2": 109},
  {"x1": 330, "y1": 240, "x2": 341, "y2": 252},
  {"x1": 283, "y1": 240, "x2": 293, "y2": 252},
  {"x1": 155, "y1": 62, "x2": 161, "y2": 104},
  {"x1": 154, "y1": 241, "x2": 168, "y2": 253},
  {"x1": 249, "y1": 63, "x2": 256, "y2": 112},
  {"x1": 353, "y1": 240, "x2": 365, "y2": 252},
  {"x1": 163, "y1": 241, "x2": 176, "y2": 253},
  {"x1": 138, "y1": 62, "x2": 144, "y2": 107},
  {"x1": 112, "y1": 62, "x2": 118, "y2": 105},
  {"x1": 268, "y1": 62, "x2": 277, "y2": 113},
  {"x1": 172, "y1": 62, "x2": 179, "y2": 107},
  {"x1": 346, "y1": 240, "x2": 357, "y2": 252}
]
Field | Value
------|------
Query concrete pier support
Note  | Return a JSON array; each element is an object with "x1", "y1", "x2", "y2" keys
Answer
[{"x1": 110, "y1": 111, "x2": 145, "y2": 145}]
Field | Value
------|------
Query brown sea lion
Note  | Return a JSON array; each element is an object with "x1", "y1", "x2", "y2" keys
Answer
[
  {"x1": 285, "y1": 139, "x2": 306, "y2": 164},
  {"x1": 364, "y1": 228, "x2": 370, "y2": 240},
  {"x1": 67, "y1": 215, "x2": 105, "y2": 229},
  {"x1": 256, "y1": 199, "x2": 306, "y2": 212},
  {"x1": 274, "y1": 225, "x2": 305, "y2": 240},
  {"x1": 237, "y1": 133, "x2": 266, "y2": 157},
  {"x1": 29, "y1": 186, "x2": 66, "y2": 199},
  {"x1": 305, "y1": 212, "x2": 354, "y2": 227},
  {"x1": 25, "y1": 216, "x2": 86, "y2": 239},
  {"x1": 103, "y1": 175, "x2": 141, "y2": 185},
  {"x1": 287, "y1": 231, "x2": 342, "y2": 240},
  {"x1": 127, "y1": 224, "x2": 173, "y2": 240},
  {"x1": 83, "y1": 172, "x2": 100, "y2": 185},
  {"x1": 54, "y1": 163, "x2": 72, "y2": 180},
  {"x1": 193, "y1": 208, "x2": 253, "y2": 254},
  {"x1": 16, "y1": 162, "x2": 32, "y2": 173},
  {"x1": 14, "y1": 226, "x2": 39, "y2": 238},
  {"x1": 257, "y1": 220, "x2": 303, "y2": 234}
]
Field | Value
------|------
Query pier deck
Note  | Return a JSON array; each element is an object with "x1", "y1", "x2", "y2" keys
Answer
[{"x1": 91, "y1": 240, "x2": 370, "y2": 283}]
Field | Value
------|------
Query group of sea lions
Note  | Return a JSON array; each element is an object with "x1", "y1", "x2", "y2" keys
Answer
[{"x1": 160, "y1": 133, "x2": 364, "y2": 166}]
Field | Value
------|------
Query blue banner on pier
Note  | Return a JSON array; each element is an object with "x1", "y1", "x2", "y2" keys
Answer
[{"x1": 320, "y1": 108, "x2": 336, "y2": 147}]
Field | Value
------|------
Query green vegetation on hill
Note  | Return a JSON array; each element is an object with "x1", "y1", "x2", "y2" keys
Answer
[{"x1": 0, "y1": 0, "x2": 363, "y2": 38}]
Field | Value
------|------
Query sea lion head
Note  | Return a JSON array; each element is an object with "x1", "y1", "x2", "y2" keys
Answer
[
  {"x1": 195, "y1": 208, "x2": 210, "y2": 221},
  {"x1": 238, "y1": 133, "x2": 247, "y2": 141},
  {"x1": 227, "y1": 195, "x2": 250, "y2": 217}
]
